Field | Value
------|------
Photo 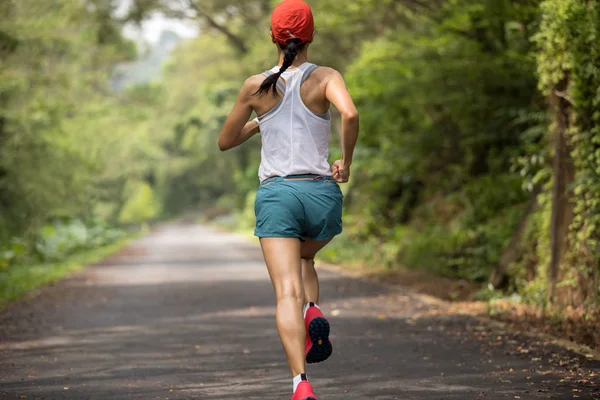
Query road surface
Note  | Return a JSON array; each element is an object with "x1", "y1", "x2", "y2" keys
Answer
[{"x1": 1, "y1": 223, "x2": 598, "y2": 399}]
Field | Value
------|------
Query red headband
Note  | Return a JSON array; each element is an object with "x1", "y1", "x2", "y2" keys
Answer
[{"x1": 271, "y1": 0, "x2": 314, "y2": 46}]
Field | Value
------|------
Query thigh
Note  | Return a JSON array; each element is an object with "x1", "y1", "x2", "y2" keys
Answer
[
  {"x1": 260, "y1": 238, "x2": 303, "y2": 296},
  {"x1": 301, "y1": 237, "x2": 333, "y2": 259}
]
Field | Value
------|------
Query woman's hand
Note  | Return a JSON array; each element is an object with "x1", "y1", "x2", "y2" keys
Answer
[{"x1": 331, "y1": 160, "x2": 350, "y2": 183}]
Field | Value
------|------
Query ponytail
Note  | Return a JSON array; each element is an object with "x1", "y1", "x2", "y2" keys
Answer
[{"x1": 255, "y1": 38, "x2": 306, "y2": 96}]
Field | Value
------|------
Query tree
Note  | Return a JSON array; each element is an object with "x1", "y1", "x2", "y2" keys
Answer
[{"x1": 536, "y1": 0, "x2": 600, "y2": 306}]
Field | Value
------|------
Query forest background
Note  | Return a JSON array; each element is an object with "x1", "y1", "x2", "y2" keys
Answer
[{"x1": 1, "y1": 0, "x2": 598, "y2": 349}]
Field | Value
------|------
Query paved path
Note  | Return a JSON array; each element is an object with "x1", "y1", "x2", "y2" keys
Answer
[{"x1": 1, "y1": 223, "x2": 598, "y2": 399}]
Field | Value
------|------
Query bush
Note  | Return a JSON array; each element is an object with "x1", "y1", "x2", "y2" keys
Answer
[
  {"x1": 0, "y1": 238, "x2": 28, "y2": 270},
  {"x1": 119, "y1": 182, "x2": 162, "y2": 224},
  {"x1": 33, "y1": 219, "x2": 124, "y2": 262}
]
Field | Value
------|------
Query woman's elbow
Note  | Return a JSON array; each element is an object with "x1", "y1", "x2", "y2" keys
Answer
[
  {"x1": 218, "y1": 138, "x2": 232, "y2": 151},
  {"x1": 342, "y1": 110, "x2": 359, "y2": 123}
]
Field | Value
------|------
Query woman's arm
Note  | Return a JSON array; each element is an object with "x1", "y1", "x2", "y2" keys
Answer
[
  {"x1": 218, "y1": 77, "x2": 259, "y2": 151},
  {"x1": 229, "y1": 119, "x2": 260, "y2": 149},
  {"x1": 324, "y1": 70, "x2": 359, "y2": 183}
]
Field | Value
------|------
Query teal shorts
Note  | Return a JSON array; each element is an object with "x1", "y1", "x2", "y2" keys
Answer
[{"x1": 254, "y1": 174, "x2": 343, "y2": 241}]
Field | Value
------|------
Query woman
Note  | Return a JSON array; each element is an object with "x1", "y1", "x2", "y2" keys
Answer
[{"x1": 218, "y1": 1, "x2": 358, "y2": 399}]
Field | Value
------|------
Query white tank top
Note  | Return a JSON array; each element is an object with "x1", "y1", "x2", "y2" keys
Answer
[{"x1": 256, "y1": 62, "x2": 332, "y2": 181}]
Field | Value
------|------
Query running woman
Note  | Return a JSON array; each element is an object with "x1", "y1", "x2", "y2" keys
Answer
[{"x1": 218, "y1": 1, "x2": 359, "y2": 399}]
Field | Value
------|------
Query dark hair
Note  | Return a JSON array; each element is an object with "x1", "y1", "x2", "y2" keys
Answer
[{"x1": 255, "y1": 38, "x2": 306, "y2": 96}]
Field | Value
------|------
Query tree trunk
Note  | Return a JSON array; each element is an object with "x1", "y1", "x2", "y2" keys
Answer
[
  {"x1": 489, "y1": 187, "x2": 540, "y2": 288},
  {"x1": 548, "y1": 77, "x2": 575, "y2": 302}
]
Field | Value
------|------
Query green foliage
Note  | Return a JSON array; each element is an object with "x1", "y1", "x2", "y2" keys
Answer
[
  {"x1": 0, "y1": 238, "x2": 27, "y2": 270},
  {"x1": 324, "y1": 0, "x2": 543, "y2": 284},
  {"x1": 0, "y1": 0, "x2": 156, "y2": 302},
  {"x1": 0, "y1": 219, "x2": 125, "y2": 266},
  {"x1": 0, "y1": 235, "x2": 133, "y2": 308},
  {"x1": 0, "y1": 0, "x2": 148, "y2": 237},
  {"x1": 34, "y1": 219, "x2": 124, "y2": 262},
  {"x1": 119, "y1": 182, "x2": 162, "y2": 224},
  {"x1": 565, "y1": 3, "x2": 600, "y2": 269},
  {"x1": 535, "y1": 0, "x2": 600, "y2": 309},
  {"x1": 2, "y1": 0, "x2": 599, "y2": 320},
  {"x1": 237, "y1": 191, "x2": 258, "y2": 231},
  {"x1": 395, "y1": 201, "x2": 523, "y2": 282}
]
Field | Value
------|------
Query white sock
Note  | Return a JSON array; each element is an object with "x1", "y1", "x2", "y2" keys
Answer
[
  {"x1": 293, "y1": 373, "x2": 308, "y2": 393},
  {"x1": 303, "y1": 302, "x2": 320, "y2": 318}
]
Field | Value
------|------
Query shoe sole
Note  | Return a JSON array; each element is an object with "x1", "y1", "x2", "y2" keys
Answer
[
  {"x1": 303, "y1": 398, "x2": 316, "y2": 400},
  {"x1": 306, "y1": 317, "x2": 332, "y2": 364}
]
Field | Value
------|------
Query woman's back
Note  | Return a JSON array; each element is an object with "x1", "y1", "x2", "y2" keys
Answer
[
  {"x1": 249, "y1": 63, "x2": 332, "y2": 117},
  {"x1": 254, "y1": 62, "x2": 333, "y2": 180}
]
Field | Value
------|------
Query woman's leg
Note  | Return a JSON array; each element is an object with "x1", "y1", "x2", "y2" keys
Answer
[
  {"x1": 260, "y1": 237, "x2": 305, "y2": 376},
  {"x1": 300, "y1": 238, "x2": 333, "y2": 304}
]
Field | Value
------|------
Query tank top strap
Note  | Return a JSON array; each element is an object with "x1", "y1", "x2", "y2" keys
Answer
[
  {"x1": 262, "y1": 70, "x2": 286, "y2": 95},
  {"x1": 298, "y1": 63, "x2": 319, "y2": 85}
]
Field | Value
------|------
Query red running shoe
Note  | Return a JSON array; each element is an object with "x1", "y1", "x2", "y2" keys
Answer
[
  {"x1": 304, "y1": 303, "x2": 333, "y2": 364},
  {"x1": 292, "y1": 381, "x2": 317, "y2": 400}
]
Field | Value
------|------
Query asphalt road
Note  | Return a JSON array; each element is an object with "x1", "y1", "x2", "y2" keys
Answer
[{"x1": 1, "y1": 223, "x2": 598, "y2": 400}]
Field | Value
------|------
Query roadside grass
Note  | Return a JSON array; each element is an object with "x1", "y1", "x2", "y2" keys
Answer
[{"x1": 0, "y1": 236, "x2": 135, "y2": 309}]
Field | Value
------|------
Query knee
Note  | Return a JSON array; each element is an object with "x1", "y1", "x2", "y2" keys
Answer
[
  {"x1": 301, "y1": 258, "x2": 316, "y2": 274},
  {"x1": 301, "y1": 257, "x2": 315, "y2": 268},
  {"x1": 275, "y1": 282, "x2": 305, "y2": 305}
]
